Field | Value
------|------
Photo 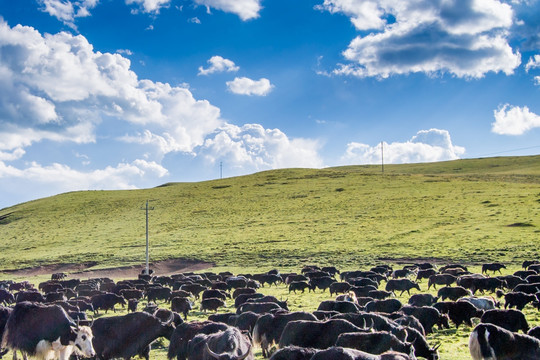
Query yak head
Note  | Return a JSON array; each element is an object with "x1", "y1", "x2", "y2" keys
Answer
[
  {"x1": 277, "y1": 299, "x2": 288, "y2": 311},
  {"x1": 157, "y1": 310, "x2": 177, "y2": 339},
  {"x1": 429, "y1": 343, "x2": 441, "y2": 360},
  {"x1": 117, "y1": 295, "x2": 127, "y2": 308},
  {"x1": 71, "y1": 326, "x2": 96, "y2": 358},
  {"x1": 438, "y1": 314, "x2": 450, "y2": 330}
]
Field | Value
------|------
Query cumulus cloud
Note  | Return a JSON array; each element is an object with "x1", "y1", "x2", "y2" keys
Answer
[
  {"x1": 198, "y1": 123, "x2": 323, "y2": 171},
  {"x1": 342, "y1": 129, "x2": 465, "y2": 164},
  {"x1": 318, "y1": 0, "x2": 521, "y2": 78},
  {"x1": 492, "y1": 104, "x2": 540, "y2": 135},
  {"x1": 119, "y1": 129, "x2": 194, "y2": 156},
  {"x1": 0, "y1": 148, "x2": 25, "y2": 162},
  {"x1": 0, "y1": 159, "x2": 167, "y2": 185},
  {"x1": 198, "y1": 56, "x2": 239, "y2": 76},
  {"x1": 315, "y1": 1, "x2": 386, "y2": 31},
  {"x1": 0, "y1": 20, "x2": 223, "y2": 154},
  {"x1": 38, "y1": 0, "x2": 261, "y2": 23},
  {"x1": 226, "y1": 77, "x2": 274, "y2": 96},
  {"x1": 117, "y1": 49, "x2": 133, "y2": 56},
  {"x1": 525, "y1": 55, "x2": 540, "y2": 71},
  {"x1": 37, "y1": 0, "x2": 99, "y2": 28},
  {"x1": 193, "y1": 0, "x2": 262, "y2": 21},
  {"x1": 0, "y1": 159, "x2": 168, "y2": 206},
  {"x1": 0, "y1": 124, "x2": 96, "y2": 153},
  {"x1": 125, "y1": 0, "x2": 171, "y2": 13}
]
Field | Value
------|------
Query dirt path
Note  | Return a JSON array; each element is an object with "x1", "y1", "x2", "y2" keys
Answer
[{"x1": 1, "y1": 258, "x2": 214, "y2": 279}]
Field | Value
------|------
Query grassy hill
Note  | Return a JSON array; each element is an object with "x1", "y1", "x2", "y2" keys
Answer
[{"x1": 1, "y1": 155, "x2": 540, "y2": 273}]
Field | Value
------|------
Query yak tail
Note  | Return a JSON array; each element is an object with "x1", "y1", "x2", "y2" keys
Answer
[
  {"x1": 252, "y1": 314, "x2": 272, "y2": 346},
  {"x1": 252, "y1": 321, "x2": 263, "y2": 346},
  {"x1": 1, "y1": 325, "x2": 9, "y2": 350},
  {"x1": 469, "y1": 324, "x2": 496, "y2": 360},
  {"x1": 167, "y1": 334, "x2": 181, "y2": 360}
]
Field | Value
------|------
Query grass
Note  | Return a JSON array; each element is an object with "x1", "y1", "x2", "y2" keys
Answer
[
  {"x1": 0, "y1": 155, "x2": 540, "y2": 358},
  {"x1": 0, "y1": 155, "x2": 540, "y2": 272}
]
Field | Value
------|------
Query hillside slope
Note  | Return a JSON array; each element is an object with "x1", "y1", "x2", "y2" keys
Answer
[{"x1": 1, "y1": 156, "x2": 539, "y2": 272}]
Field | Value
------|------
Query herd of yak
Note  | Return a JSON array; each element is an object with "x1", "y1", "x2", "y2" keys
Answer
[{"x1": 0, "y1": 260, "x2": 540, "y2": 360}]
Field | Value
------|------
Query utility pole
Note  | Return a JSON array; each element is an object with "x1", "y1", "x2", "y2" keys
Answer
[
  {"x1": 220, "y1": 161, "x2": 223, "y2": 179},
  {"x1": 381, "y1": 141, "x2": 384, "y2": 173},
  {"x1": 140, "y1": 200, "x2": 155, "y2": 275}
]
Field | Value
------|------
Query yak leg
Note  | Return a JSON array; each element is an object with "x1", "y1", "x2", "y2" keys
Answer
[
  {"x1": 12, "y1": 350, "x2": 27, "y2": 360},
  {"x1": 140, "y1": 345, "x2": 150, "y2": 360}
]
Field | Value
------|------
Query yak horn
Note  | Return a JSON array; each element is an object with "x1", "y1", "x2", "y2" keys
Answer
[
  {"x1": 236, "y1": 344, "x2": 252, "y2": 360},
  {"x1": 153, "y1": 309, "x2": 175, "y2": 325},
  {"x1": 205, "y1": 343, "x2": 251, "y2": 360},
  {"x1": 433, "y1": 343, "x2": 442, "y2": 351},
  {"x1": 164, "y1": 311, "x2": 175, "y2": 325},
  {"x1": 205, "y1": 343, "x2": 221, "y2": 359}
]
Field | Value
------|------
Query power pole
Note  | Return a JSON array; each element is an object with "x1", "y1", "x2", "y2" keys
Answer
[
  {"x1": 220, "y1": 161, "x2": 223, "y2": 179},
  {"x1": 381, "y1": 141, "x2": 384, "y2": 173},
  {"x1": 140, "y1": 200, "x2": 155, "y2": 275}
]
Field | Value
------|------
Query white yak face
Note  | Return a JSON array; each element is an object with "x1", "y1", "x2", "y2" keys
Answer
[{"x1": 73, "y1": 326, "x2": 96, "y2": 358}]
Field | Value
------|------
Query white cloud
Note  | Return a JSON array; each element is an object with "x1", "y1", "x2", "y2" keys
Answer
[
  {"x1": 318, "y1": 0, "x2": 521, "y2": 78},
  {"x1": 132, "y1": 159, "x2": 169, "y2": 177},
  {"x1": 0, "y1": 148, "x2": 25, "y2": 162},
  {"x1": 492, "y1": 104, "x2": 540, "y2": 135},
  {"x1": 37, "y1": 0, "x2": 261, "y2": 24},
  {"x1": 119, "y1": 129, "x2": 191, "y2": 156},
  {"x1": 74, "y1": 152, "x2": 90, "y2": 165},
  {"x1": 342, "y1": 129, "x2": 465, "y2": 164},
  {"x1": 193, "y1": 0, "x2": 262, "y2": 21},
  {"x1": 38, "y1": 0, "x2": 75, "y2": 22},
  {"x1": 525, "y1": 55, "x2": 540, "y2": 72},
  {"x1": 199, "y1": 123, "x2": 323, "y2": 171},
  {"x1": 189, "y1": 17, "x2": 201, "y2": 24},
  {"x1": 0, "y1": 159, "x2": 168, "y2": 200},
  {"x1": 315, "y1": 1, "x2": 386, "y2": 31},
  {"x1": 0, "y1": 20, "x2": 223, "y2": 154},
  {"x1": 0, "y1": 124, "x2": 96, "y2": 152},
  {"x1": 37, "y1": 0, "x2": 99, "y2": 28},
  {"x1": 117, "y1": 49, "x2": 133, "y2": 56},
  {"x1": 125, "y1": 0, "x2": 171, "y2": 13},
  {"x1": 198, "y1": 56, "x2": 239, "y2": 76},
  {"x1": 226, "y1": 77, "x2": 274, "y2": 96}
]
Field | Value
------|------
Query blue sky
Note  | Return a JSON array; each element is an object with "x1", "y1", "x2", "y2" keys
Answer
[{"x1": 0, "y1": 0, "x2": 540, "y2": 208}]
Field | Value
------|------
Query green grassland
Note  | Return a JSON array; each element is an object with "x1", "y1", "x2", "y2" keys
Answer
[
  {"x1": 1, "y1": 156, "x2": 540, "y2": 359},
  {"x1": 1, "y1": 155, "x2": 539, "y2": 271}
]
